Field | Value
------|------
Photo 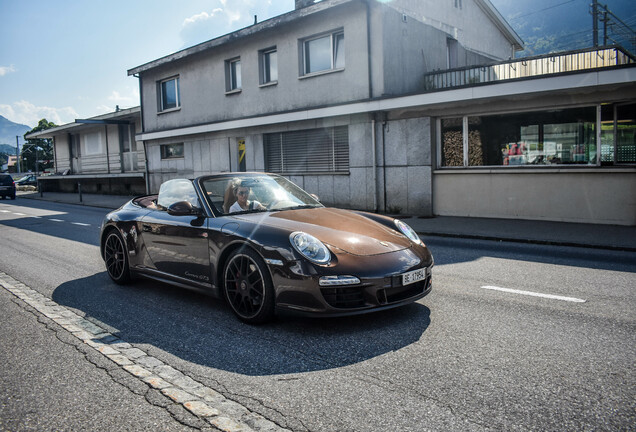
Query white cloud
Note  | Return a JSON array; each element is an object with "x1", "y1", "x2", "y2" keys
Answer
[
  {"x1": 0, "y1": 101, "x2": 79, "y2": 127},
  {"x1": 179, "y1": 1, "x2": 291, "y2": 48},
  {"x1": 0, "y1": 65, "x2": 17, "y2": 77},
  {"x1": 107, "y1": 89, "x2": 139, "y2": 104}
]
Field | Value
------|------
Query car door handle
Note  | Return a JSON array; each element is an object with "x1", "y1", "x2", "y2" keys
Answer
[{"x1": 142, "y1": 224, "x2": 152, "y2": 232}]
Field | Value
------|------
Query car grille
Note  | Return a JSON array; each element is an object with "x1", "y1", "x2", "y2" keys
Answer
[
  {"x1": 321, "y1": 275, "x2": 431, "y2": 309},
  {"x1": 320, "y1": 287, "x2": 365, "y2": 309},
  {"x1": 378, "y1": 275, "x2": 431, "y2": 305}
]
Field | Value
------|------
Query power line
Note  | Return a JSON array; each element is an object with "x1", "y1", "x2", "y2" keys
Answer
[{"x1": 509, "y1": 0, "x2": 582, "y2": 21}]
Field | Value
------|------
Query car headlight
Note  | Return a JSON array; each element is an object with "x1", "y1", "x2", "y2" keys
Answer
[
  {"x1": 394, "y1": 219, "x2": 422, "y2": 245},
  {"x1": 290, "y1": 231, "x2": 331, "y2": 265}
]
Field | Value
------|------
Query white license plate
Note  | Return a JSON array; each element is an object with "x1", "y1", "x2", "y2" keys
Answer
[{"x1": 401, "y1": 268, "x2": 427, "y2": 286}]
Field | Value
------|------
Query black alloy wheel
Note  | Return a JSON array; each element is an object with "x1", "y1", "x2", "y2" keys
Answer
[
  {"x1": 223, "y1": 248, "x2": 275, "y2": 324},
  {"x1": 104, "y1": 230, "x2": 131, "y2": 284}
]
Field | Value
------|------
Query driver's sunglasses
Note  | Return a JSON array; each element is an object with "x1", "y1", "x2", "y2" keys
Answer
[{"x1": 237, "y1": 190, "x2": 249, "y2": 196}]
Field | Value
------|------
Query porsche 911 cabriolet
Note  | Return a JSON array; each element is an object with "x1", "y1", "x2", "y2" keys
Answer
[{"x1": 100, "y1": 173, "x2": 433, "y2": 324}]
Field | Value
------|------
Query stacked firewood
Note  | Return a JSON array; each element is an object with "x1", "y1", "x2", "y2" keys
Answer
[
  {"x1": 468, "y1": 130, "x2": 484, "y2": 166},
  {"x1": 443, "y1": 130, "x2": 484, "y2": 166},
  {"x1": 442, "y1": 131, "x2": 463, "y2": 166}
]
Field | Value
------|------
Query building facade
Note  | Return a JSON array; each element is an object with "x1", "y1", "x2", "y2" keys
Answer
[
  {"x1": 129, "y1": 0, "x2": 636, "y2": 225},
  {"x1": 26, "y1": 107, "x2": 146, "y2": 195}
]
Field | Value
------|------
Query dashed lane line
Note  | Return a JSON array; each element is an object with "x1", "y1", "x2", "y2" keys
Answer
[
  {"x1": 0, "y1": 272, "x2": 290, "y2": 432},
  {"x1": 480, "y1": 285, "x2": 586, "y2": 303}
]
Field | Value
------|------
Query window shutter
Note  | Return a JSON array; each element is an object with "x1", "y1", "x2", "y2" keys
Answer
[{"x1": 265, "y1": 126, "x2": 349, "y2": 174}]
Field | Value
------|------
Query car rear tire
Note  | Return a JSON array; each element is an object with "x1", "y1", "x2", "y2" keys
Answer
[
  {"x1": 223, "y1": 247, "x2": 275, "y2": 324},
  {"x1": 104, "y1": 230, "x2": 131, "y2": 285}
]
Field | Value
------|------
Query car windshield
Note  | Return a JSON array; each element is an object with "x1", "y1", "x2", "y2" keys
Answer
[{"x1": 200, "y1": 174, "x2": 323, "y2": 215}]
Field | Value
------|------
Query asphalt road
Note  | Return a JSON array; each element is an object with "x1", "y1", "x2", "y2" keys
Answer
[{"x1": 0, "y1": 198, "x2": 634, "y2": 431}]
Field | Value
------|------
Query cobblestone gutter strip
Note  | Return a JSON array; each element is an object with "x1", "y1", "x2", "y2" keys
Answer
[{"x1": 0, "y1": 272, "x2": 290, "y2": 432}]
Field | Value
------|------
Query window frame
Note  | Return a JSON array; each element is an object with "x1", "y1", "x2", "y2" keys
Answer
[
  {"x1": 160, "y1": 143, "x2": 184, "y2": 160},
  {"x1": 259, "y1": 47, "x2": 278, "y2": 86},
  {"x1": 436, "y1": 103, "x2": 636, "y2": 169},
  {"x1": 301, "y1": 30, "x2": 345, "y2": 77},
  {"x1": 225, "y1": 57, "x2": 242, "y2": 94},
  {"x1": 158, "y1": 76, "x2": 180, "y2": 113}
]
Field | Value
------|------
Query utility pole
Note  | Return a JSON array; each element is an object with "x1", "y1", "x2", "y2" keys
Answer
[
  {"x1": 15, "y1": 136, "x2": 20, "y2": 173},
  {"x1": 592, "y1": 0, "x2": 599, "y2": 47}
]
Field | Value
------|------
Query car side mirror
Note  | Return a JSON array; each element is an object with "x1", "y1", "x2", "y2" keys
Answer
[{"x1": 167, "y1": 201, "x2": 201, "y2": 216}]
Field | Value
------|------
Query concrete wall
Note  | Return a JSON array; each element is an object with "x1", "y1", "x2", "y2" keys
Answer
[
  {"x1": 433, "y1": 169, "x2": 636, "y2": 225},
  {"x1": 53, "y1": 135, "x2": 71, "y2": 173},
  {"x1": 383, "y1": 0, "x2": 516, "y2": 60},
  {"x1": 140, "y1": 1, "x2": 371, "y2": 133},
  {"x1": 144, "y1": 113, "x2": 436, "y2": 215},
  {"x1": 381, "y1": 116, "x2": 433, "y2": 215}
]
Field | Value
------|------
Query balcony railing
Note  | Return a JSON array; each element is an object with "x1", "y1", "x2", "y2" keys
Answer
[{"x1": 423, "y1": 45, "x2": 635, "y2": 91}]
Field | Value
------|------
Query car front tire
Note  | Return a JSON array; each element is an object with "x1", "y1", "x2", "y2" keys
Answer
[
  {"x1": 104, "y1": 230, "x2": 131, "y2": 284},
  {"x1": 223, "y1": 247, "x2": 275, "y2": 324}
]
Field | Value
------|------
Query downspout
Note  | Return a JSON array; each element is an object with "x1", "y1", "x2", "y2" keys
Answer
[
  {"x1": 382, "y1": 114, "x2": 387, "y2": 212},
  {"x1": 104, "y1": 125, "x2": 111, "y2": 174},
  {"x1": 53, "y1": 136, "x2": 58, "y2": 173},
  {"x1": 367, "y1": 0, "x2": 377, "y2": 212},
  {"x1": 135, "y1": 73, "x2": 150, "y2": 194},
  {"x1": 371, "y1": 117, "x2": 377, "y2": 212},
  {"x1": 365, "y1": 0, "x2": 373, "y2": 99}
]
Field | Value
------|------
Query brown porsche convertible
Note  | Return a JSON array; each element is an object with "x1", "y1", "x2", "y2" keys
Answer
[{"x1": 100, "y1": 173, "x2": 433, "y2": 324}]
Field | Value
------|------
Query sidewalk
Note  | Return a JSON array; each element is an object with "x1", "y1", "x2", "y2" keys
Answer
[{"x1": 17, "y1": 190, "x2": 636, "y2": 252}]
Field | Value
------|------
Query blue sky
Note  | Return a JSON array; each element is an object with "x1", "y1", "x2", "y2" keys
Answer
[{"x1": 0, "y1": 0, "x2": 295, "y2": 128}]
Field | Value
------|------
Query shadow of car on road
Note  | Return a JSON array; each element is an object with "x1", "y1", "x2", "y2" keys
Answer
[{"x1": 52, "y1": 272, "x2": 431, "y2": 376}]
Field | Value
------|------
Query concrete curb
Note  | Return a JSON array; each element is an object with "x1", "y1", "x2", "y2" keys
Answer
[{"x1": 0, "y1": 272, "x2": 291, "y2": 432}]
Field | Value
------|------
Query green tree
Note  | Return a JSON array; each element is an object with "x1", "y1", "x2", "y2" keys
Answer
[{"x1": 22, "y1": 118, "x2": 57, "y2": 174}]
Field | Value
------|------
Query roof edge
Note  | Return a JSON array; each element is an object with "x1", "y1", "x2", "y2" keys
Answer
[
  {"x1": 25, "y1": 106, "x2": 140, "y2": 139},
  {"x1": 475, "y1": 0, "x2": 524, "y2": 51},
  {"x1": 128, "y1": 0, "x2": 354, "y2": 76}
]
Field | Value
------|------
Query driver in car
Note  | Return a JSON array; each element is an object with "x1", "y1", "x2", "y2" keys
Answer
[{"x1": 230, "y1": 182, "x2": 266, "y2": 213}]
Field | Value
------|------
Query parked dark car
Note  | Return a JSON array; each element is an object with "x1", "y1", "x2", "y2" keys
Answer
[
  {"x1": 15, "y1": 174, "x2": 37, "y2": 187},
  {"x1": 0, "y1": 174, "x2": 16, "y2": 200},
  {"x1": 100, "y1": 173, "x2": 433, "y2": 324}
]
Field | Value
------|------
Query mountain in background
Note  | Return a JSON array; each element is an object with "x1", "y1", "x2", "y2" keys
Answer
[
  {"x1": 0, "y1": 115, "x2": 31, "y2": 150},
  {"x1": 491, "y1": 0, "x2": 635, "y2": 56}
]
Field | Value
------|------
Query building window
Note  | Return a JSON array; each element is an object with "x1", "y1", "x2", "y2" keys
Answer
[
  {"x1": 264, "y1": 126, "x2": 349, "y2": 174},
  {"x1": 454, "y1": 0, "x2": 463, "y2": 9},
  {"x1": 302, "y1": 31, "x2": 344, "y2": 75},
  {"x1": 260, "y1": 48, "x2": 278, "y2": 85},
  {"x1": 226, "y1": 58, "x2": 242, "y2": 92},
  {"x1": 159, "y1": 76, "x2": 180, "y2": 111},
  {"x1": 440, "y1": 106, "x2": 603, "y2": 167},
  {"x1": 83, "y1": 132, "x2": 103, "y2": 156},
  {"x1": 160, "y1": 143, "x2": 184, "y2": 160},
  {"x1": 601, "y1": 102, "x2": 636, "y2": 164}
]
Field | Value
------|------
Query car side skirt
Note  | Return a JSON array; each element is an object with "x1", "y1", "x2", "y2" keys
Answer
[{"x1": 132, "y1": 267, "x2": 221, "y2": 298}]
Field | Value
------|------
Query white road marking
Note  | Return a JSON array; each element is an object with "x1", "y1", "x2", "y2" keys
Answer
[
  {"x1": 0, "y1": 210, "x2": 10, "y2": 213},
  {"x1": 71, "y1": 222, "x2": 91, "y2": 227},
  {"x1": 49, "y1": 218, "x2": 65, "y2": 222},
  {"x1": 480, "y1": 285, "x2": 586, "y2": 303},
  {"x1": 13, "y1": 212, "x2": 26, "y2": 216}
]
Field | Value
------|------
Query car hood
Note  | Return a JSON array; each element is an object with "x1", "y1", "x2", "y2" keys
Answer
[{"x1": 233, "y1": 207, "x2": 412, "y2": 256}]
